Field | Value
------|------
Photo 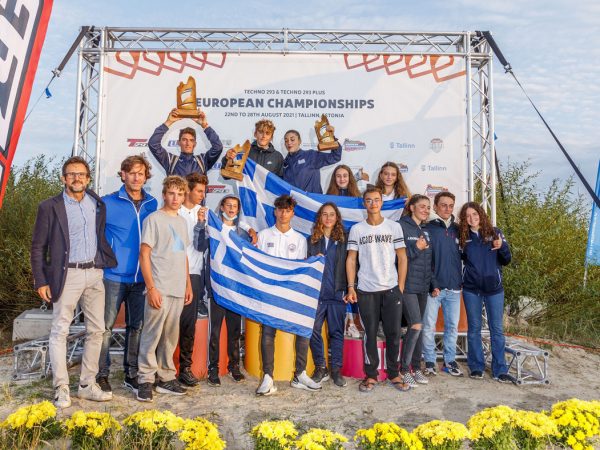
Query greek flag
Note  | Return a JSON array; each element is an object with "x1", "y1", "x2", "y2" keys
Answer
[
  {"x1": 238, "y1": 159, "x2": 406, "y2": 236},
  {"x1": 207, "y1": 210, "x2": 325, "y2": 338}
]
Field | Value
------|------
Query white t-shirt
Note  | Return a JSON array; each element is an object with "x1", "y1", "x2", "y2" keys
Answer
[
  {"x1": 347, "y1": 217, "x2": 406, "y2": 292},
  {"x1": 382, "y1": 192, "x2": 395, "y2": 202},
  {"x1": 257, "y1": 225, "x2": 307, "y2": 259},
  {"x1": 178, "y1": 204, "x2": 204, "y2": 275}
]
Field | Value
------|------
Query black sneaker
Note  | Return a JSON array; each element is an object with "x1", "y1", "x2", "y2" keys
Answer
[
  {"x1": 156, "y1": 379, "x2": 187, "y2": 395},
  {"x1": 96, "y1": 376, "x2": 112, "y2": 393},
  {"x1": 229, "y1": 366, "x2": 246, "y2": 383},
  {"x1": 494, "y1": 373, "x2": 517, "y2": 384},
  {"x1": 197, "y1": 302, "x2": 208, "y2": 317},
  {"x1": 311, "y1": 366, "x2": 330, "y2": 383},
  {"x1": 136, "y1": 382, "x2": 153, "y2": 402},
  {"x1": 424, "y1": 362, "x2": 438, "y2": 376},
  {"x1": 442, "y1": 361, "x2": 464, "y2": 377},
  {"x1": 178, "y1": 367, "x2": 200, "y2": 387},
  {"x1": 469, "y1": 370, "x2": 484, "y2": 379},
  {"x1": 331, "y1": 368, "x2": 347, "y2": 387},
  {"x1": 123, "y1": 376, "x2": 138, "y2": 394},
  {"x1": 207, "y1": 371, "x2": 221, "y2": 387}
]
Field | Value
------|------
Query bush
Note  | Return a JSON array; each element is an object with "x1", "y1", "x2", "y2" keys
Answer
[
  {"x1": 497, "y1": 160, "x2": 600, "y2": 346},
  {"x1": 0, "y1": 156, "x2": 63, "y2": 329}
]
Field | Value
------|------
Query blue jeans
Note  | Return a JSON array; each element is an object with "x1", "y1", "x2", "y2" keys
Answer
[
  {"x1": 463, "y1": 290, "x2": 508, "y2": 377},
  {"x1": 97, "y1": 279, "x2": 145, "y2": 379},
  {"x1": 422, "y1": 289, "x2": 461, "y2": 364}
]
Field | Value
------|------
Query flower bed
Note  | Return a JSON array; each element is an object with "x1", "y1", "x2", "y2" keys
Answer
[{"x1": 0, "y1": 398, "x2": 598, "y2": 449}]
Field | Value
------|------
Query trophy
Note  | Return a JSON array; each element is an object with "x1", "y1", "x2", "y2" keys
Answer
[
  {"x1": 175, "y1": 76, "x2": 201, "y2": 118},
  {"x1": 314, "y1": 114, "x2": 339, "y2": 151},
  {"x1": 221, "y1": 140, "x2": 252, "y2": 181}
]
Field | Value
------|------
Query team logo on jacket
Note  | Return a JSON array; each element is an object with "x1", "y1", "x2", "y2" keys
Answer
[{"x1": 288, "y1": 243, "x2": 297, "y2": 253}]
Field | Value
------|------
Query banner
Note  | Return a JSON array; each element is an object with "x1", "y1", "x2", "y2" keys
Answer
[
  {"x1": 0, "y1": 0, "x2": 53, "y2": 207},
  {"x1": 585, "y1": 161, "x2": 600, "y2": 266},
  {"x1": 99, "y1": 52, "x2": 467, "y2": 210}
]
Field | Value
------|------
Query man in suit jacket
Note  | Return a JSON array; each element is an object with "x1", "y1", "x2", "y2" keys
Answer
[{"x1": 31, "y1": 156, "x2": 117, "y2": 408}]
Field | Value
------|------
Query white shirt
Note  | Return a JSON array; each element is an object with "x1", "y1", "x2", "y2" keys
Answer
[
  {"x1": 347, "y1": 217, "x2": 406, "y2": 292},
  {"x1": 257, "y1": 225, "x2": 307, "y2": 259},
  {"x1": 382, "y1": 192, "x2": 395, "y2": 202},
  {"x1": 178, "y1": 204, "x2": 204, "y2": 275}
]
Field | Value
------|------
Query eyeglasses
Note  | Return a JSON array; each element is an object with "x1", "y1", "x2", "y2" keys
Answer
[
  {"x1": 64, "y1": 172, "x2": 88, "y2": 179},
  {"x1": 364, "y1": 198, "x2": 382, "y2": 205}
]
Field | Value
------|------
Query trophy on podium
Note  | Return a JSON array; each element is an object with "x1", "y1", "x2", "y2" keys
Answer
[
  {"x1": 175, "y1": 76, "x2": 201, "y2": 118},
  {"x1": 221, "y1": 140, "x2": 252, "y2": 181},
  {"x1": 314, "y1": 114, "x2": 339, "y2": 151}
]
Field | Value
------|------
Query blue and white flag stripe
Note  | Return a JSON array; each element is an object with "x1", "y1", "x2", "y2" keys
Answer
[
  {"x1": 239, "y1": 159, "x2": 406, "y2": 236},
  {"x1": 208, "y1": 210, "x2": 325, "y2": 338}
]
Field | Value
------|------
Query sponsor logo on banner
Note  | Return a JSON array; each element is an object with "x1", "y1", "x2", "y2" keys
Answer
[
  {"x1": 430, "y1": 138, "x2": 444, "y2": 153},
  {"x1": 389, "y1": 142, "x2": 416, "y2": 150},
  {"x1": 343, "y1": 138, "x2": 366, "y2": 152},
  {"x1": 398, "y1": 163, "x2": 409, "y2": 173},
  {"x1": 425, "y1": 184, "x2": 448, "y2": 199},
  {"x1": 207, "y1": 184, "x2": 231, "y2": 194},
  {"x1": 420, "y1": 164, "x2": 447, "y2": 172},
  {"x1": 127, "y1": 138, "x2": 148, "y2": 147}
]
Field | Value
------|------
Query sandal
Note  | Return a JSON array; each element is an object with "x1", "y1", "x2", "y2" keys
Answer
[
  {"x1": 389, "y1": 377, "x2": 411, "y2": 392},
  {"x1": 359, "y1": 378, "x2": 377, "y2": 392}
]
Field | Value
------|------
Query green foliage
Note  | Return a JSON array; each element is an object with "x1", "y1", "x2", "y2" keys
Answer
[
  {"x1": 0, "y1": 156, "x2": 63, "y2": 329},
  {"x1": 497, "y1": 160, "x2": 600, "y2": 346}
]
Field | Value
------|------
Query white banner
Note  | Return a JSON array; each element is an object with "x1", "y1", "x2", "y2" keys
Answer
[{"x1": 99, "y1": 52, "x2": 467, "y2": 209}]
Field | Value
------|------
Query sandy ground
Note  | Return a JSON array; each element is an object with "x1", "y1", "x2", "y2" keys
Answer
[{"x1": 1, "y1": 341, "x2": 599, "y2": 449}]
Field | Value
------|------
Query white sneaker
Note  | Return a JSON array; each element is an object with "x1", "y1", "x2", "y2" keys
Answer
[
  {"x1": 256, "y1": 374, "x2": 277, "y2": 396},
  {"x1": 54, "y1": 385, "x2": 71, "y2": 408},
  {"x1": 346, "y1": 323, "x2": 361, "y2": 338},
  {"x1": 78, "y1": 382, "x2": 113, "y2": 401},
  {"x1": 412, "y1": 370, "x2": 429, "y2": 385},
  {"x1": 291, "y1": 370, "x2": 322, "y2": 391}
]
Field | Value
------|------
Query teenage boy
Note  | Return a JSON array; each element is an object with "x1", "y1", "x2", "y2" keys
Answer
[
  {"x1": 346, "y1": 186, "x2": 409, "y2": 392},
  {"x1": 148, "y1": 108, "x2": 223, "y2": 176},
  {"x1": 97, "y1": 155, "x2": 157, "y2": 395},
  {"x1": 31, "y1": 156, "x2": 117, "y2": 408},
  {"x1": 176, "y1": 173, "x2": 209, "y2": 387},
  {"x1": 255, "y1": 195, "x2": 321, "y2": 395},
  {"x1": 136, "y1": 176, "x2": 193, "y2": 402},
  {"x1": 422, "y1": 192, "x2": 464, "y2": 376},
  {"x1": 224, "y1": 119, "x2": 283, "y2": 176},
  {"x1": 201, "y1": 195, "x2": 251, "y2": 386}
]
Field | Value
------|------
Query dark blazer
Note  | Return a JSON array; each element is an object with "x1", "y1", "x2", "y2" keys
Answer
[
  {"x1": 30, "y1": 189, "x2": 117, "y2": 302},
  {"x1": 306, "y1": 233, "x2": 349, "y2": 294}
]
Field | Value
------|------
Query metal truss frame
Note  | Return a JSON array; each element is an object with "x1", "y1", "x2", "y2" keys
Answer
[
  {"x1": 483, "y1": 335, "x2": 550, "y2": 385},
  {"x1": 74, "y1": 28, "x2": 496, "y2": 218}
]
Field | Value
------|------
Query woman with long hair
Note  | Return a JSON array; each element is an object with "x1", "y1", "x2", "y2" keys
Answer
[
  {"x1": 306, "y1": 202, "x2": 349, "y2": 387},
  {"x1": 458, "y1": 202, "x2": 515, "y2": 383},
  {"x1": 375, "y1": 162, "x2": 410, "y2": 200},
  {"x1": 397, "y1": 194, "x2": 433, "y2": 387},
  {"x1": 326, "y1": 164, "x2": 361, "y2": 197}
]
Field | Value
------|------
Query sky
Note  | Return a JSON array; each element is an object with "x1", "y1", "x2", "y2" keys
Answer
[{"x1": 14, "y1": 0, "x2": 600, "y2": 200}]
